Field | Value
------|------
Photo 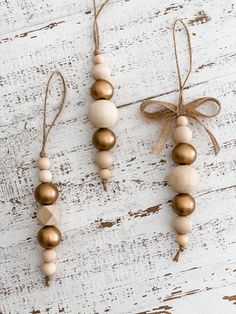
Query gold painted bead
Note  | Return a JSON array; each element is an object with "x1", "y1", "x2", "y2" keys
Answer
[
  {"x1": 172, "y1": 143, "x2": 197, "y2": 165},
  {"x1": 90, "y1": 79, "x2": 114, "y2": 100},
  {"x1": 172, "y1": 193, "x2": 196, "y2": 216},
  {"x1": 37, "y1": 226, "x2": 61, "y2": 249},
  {"x1": 35, "y1": 183, "x2": 58, "y2": 205},
  {"x1": 92, "y1": 128, "x2": 116, "y2": 151}
]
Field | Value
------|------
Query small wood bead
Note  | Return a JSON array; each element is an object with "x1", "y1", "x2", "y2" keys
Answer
[
  {"x1": 92, "y1": 64, "x2": 110, "y2": 80},
  {"x1": 176, "y1": 116, "x2": 189, "y2": 126},
  {"x1": 176, "y1": 234, "x2": 189, "y2": 249},
  {"x1": 88, "y1": 100, "x2": 118, "y2": 128},
  {"x1": 95, "y1": 151, "x2": 114, "y2": 169},
  {"x1": 41, "y1": 262, "x2": 56, "y2": 276},
  {"x1": 38, "y1": 170, "x2": 52, "y2": 182},
  {"x1": 42, "y1": 249, "x2": 57, "y2": 262},
  {"x1": 94, "y1": 54, "x2": 105, "y2": 64},
  {"x1": 173, "y1": 126, "x2": 192, "y2": 143},
  {"x1": 168, "y1": 165, "x2": 199, "y2": 193},
  {"x1": 99, "y1": 169, "x2": 111, "y2": 180},
  {"x1": 173, "y1": 216, "x2": 192, "y2": 235},
  {"x1": 38, "y1": 157, "x2": 51, "y2": 170}
]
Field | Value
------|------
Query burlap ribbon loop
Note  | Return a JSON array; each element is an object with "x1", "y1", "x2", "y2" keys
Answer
[{"x1": 140, "y1": 19, "x2": 221, "y2": 155}]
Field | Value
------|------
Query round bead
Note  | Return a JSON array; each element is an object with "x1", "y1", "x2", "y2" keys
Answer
[
  {"x1": 95, "y1": 151, "x2": 114, "y2": 169},
  {"x1": 90, "y1": 80, "x2": 114, "y2": 100},
  {"x1": 172, "y1": 193, "x2": 196, "y2": 216},
  {"x1": 173, "y1": 216, "x2": 192, "y2": 235},
  {"x1": 176, "y1": 116, "x2": 189, "y2": 126},
  {"x1": 94, "y1": 54, "x2": 105, "y2": 64},
  {"x1": 168, "y1": 165, "x2": 199, "y2": 193},
  {"x1": 176, "y1": 234, "x2": 189, "y2": 249},
  {"x1": 172, "y1": 143, "x2": 197, "y2": 165},
  {"x1": 37, "y1": 226, "x2": 61, "y2": 249},
  {"x1": 38, "y1": 170, "x2": 52, "y2": 182},
  {"x1": 35, "y1": 182, "x2": 58, "y2": 205},
  {"x1": 173, "y1": 126, "x2": 192, "y2": 143},
  {"x1": 41, "y1": 262, "x2": 56, "y2": 276},
  {"x1": 42, "y1": 249, "x2": 57, "y2": 262},
  {"x1": 88, "y1": 100, "x2": 118, "y2": 128},
  {"x1": 99, "y1": 169, "x2": 111, "y2": 180},
  {"x1": 92, "y1": 128, "x2": 116, "y2": 151},
  {"x1": 38, "y1": 157, "x2": 51, "y2": 170},
  {"x1": 92, "y1": 64, "x2": 110, "y2": 80}
]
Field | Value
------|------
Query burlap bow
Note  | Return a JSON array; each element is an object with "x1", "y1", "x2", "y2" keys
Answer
[{"x1": 140, "y1": 19, "x2": 221, "y2": 155}]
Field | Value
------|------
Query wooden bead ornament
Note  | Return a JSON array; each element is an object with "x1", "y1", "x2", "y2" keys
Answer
[
  {"x1": 88, "y1": 0, "x2": 118, "y2": 191},
  {"x1": 34, "y1": 70, "x2": 67, "y2": 286},
  {"x1": 140, "y1": 20, "x2": 221, "y2": 261}
]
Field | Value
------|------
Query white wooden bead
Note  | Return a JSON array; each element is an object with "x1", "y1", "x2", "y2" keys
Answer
[
  {"x1": 93, "y1": 54, "x2": 105, "y2": 64},
  {"x1": 95, "y1": 151, "x2": 114, "y2": 169},
  {"x1": 41, "y1": 262, "x2": 56, "y2": 276},
  {"x1": 176, "y1": 234, "x2": 189, "y2": 249},
  {"x1": 92, "y1": 64, "x2": 110, "y2": 80},
  {"x1": 168, "y1": 165, "x2": 199, "y2": 193},
  {"x1": 38, "y1": 170, "x2": 52, "y2": 182},
  {"x1": 176, "y1": 116, "x2": 189, "y2": 126},
  {"x1": 173, "y1": 126, "x2": 192, "y2": 143},
  {"x1": 42, "y1": 249, "x2": 57, "y2": 262},
  {"x1": 173, "y1": 216, "x2": 192, "y2": 235},
  {"x1": 38, "y1": 157, "x2": 51, "y2": 170},
  {"x1": 99, "y1": 169, "x2": 111, "y2": 180},
  {"x1": 88, "y1": 100, "x2": 118, "y2": 128}
]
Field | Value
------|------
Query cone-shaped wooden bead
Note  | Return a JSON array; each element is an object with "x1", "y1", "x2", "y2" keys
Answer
[{"x1": 37, "y1": 205, "x2": 60, "y2": 225}]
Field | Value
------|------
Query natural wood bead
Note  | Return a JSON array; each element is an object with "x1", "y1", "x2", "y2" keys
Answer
[
  {"x1": 41, "y1": 262, "x2": 56, "y2": 276},
  {"x1": 37, "y1": 226, "x2": 61, "y2": 249},
  {"x1": 88, "y1": 100, "x2": 118, "y2": 128},
  {"x1": 37, "y1": 205, "x2": 61, "y2": 225},
  {"x1": 172, "y1": 143, "x2": 197, "y2": 165},
  {"x1": 38, "y1": 157, "x2": 51, "y2": 170},
  {"x1": 168, "y1": 165, "x2": 199, "y2": 193},
  {"x1": 92, "y1": 128, "x2": 116, "y2": 151},
  {"x1": 176, "y1": 234, "x2": 189, "y2": 249},
  {"x1": 38, "y1": 170, "x2": 52, "y2": 182},
  {"x1": 176, "y1": 116, "x2": 188, "y2": 126},
  {"x1": 173, "y1": 126, "x2": 192, "y2": 143},
  {"x1": 90, "y1": 79, "x2": 114, "y2": 100},
  {"x1": 99, "y1": 169, "x2": 111, "y2": 180},
  {"x1": 92, "y1": 64, "x2": 110, "y2": 80},
  {"x1": 173, "y1": 216, "x2": 192, "y2": 235},
  {"x1": 95, "y1": 151, "x2": 114, "y2": 168},
  {"x1": 42, "y1": 249, "x2": 57, "y2": 262},
  {"x1": 35, "y1": 182, "x2": 58, "y2": 205},
  {"x1": 172, "y1": 193, "x2": 196, "y2": 216},
  {"x1": 93, "y1": 54, "x2": 105, "y2": 64}
]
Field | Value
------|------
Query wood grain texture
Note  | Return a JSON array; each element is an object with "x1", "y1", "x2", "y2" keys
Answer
[{"x1": 0, "y1": 0, "x2": 236, "y2": 313}]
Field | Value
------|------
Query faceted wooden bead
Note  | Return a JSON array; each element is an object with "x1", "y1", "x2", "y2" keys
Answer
[
  {"x1": 35, "y1": 183, "x2": 58, "y2": 205},
  {"x1": 99, "y1": 168, "x2": 111, "y2": 180},
  {"x1": 37, "y1": 226, "x2": 61, "y2": 249},
  {"x1": 92, "y1": 64, "x2": 110, "y2": 80},
  {"x1": 176, "y1": 116, "x2": 188, "y2": 126},
  {"x1": 172, "y1": 143, "x2": 197, "y2": 165},
  {"x1": 42, "y1": 249, "x2": 57, "y2": 262},
  {"x1": 38, "y1": 170, "x2": 52, "y2": 182},
  {"x1": 173, "y1": 126, "x2": 192, "y2": 143},
  {"x1": 93, "y1": 128, "x2": 116, "y2": 151},
  {"x1": 38, "y1": 157, "x2": 51, "y2": 170},
  {"x1": 94, "y1": 54, "x2": 105, "y2": 64},
  {"x1": 95, "y1": 151, "x2": 114, "y2": 168},
  {"x1": 173, "y1": 216, "x2": 192, "y2": 235},
  {"x1": 88, "y1": 100, "x2": 118, "y2": 128},
  {"x1": 37, "y1": 205, "x2": 61, "y2": 225},
  {"x1": 168, "y1": 165, "x2": 199, "y2": 193},
  {"x1": 176, "y1": 234, "x2": 189, "y2": 249},
  {"x1": 41, "y1": 262, "x2": 56, "y2": 276},
  {"x1": 172, "y1": 193, "x2": 196, "y2": 216},
  {"x1": 90, "y1": 79, "x2": 114, "y2": 100}
]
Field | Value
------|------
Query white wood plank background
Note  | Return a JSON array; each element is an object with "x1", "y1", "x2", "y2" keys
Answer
[{"x1": 0, "y1": 0, "x2": 235, "y2": 313}]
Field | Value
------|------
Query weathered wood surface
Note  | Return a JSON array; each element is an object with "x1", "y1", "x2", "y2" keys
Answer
[{"x1": 0, "y1": 0, "x2": 235, "y2": 313}]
